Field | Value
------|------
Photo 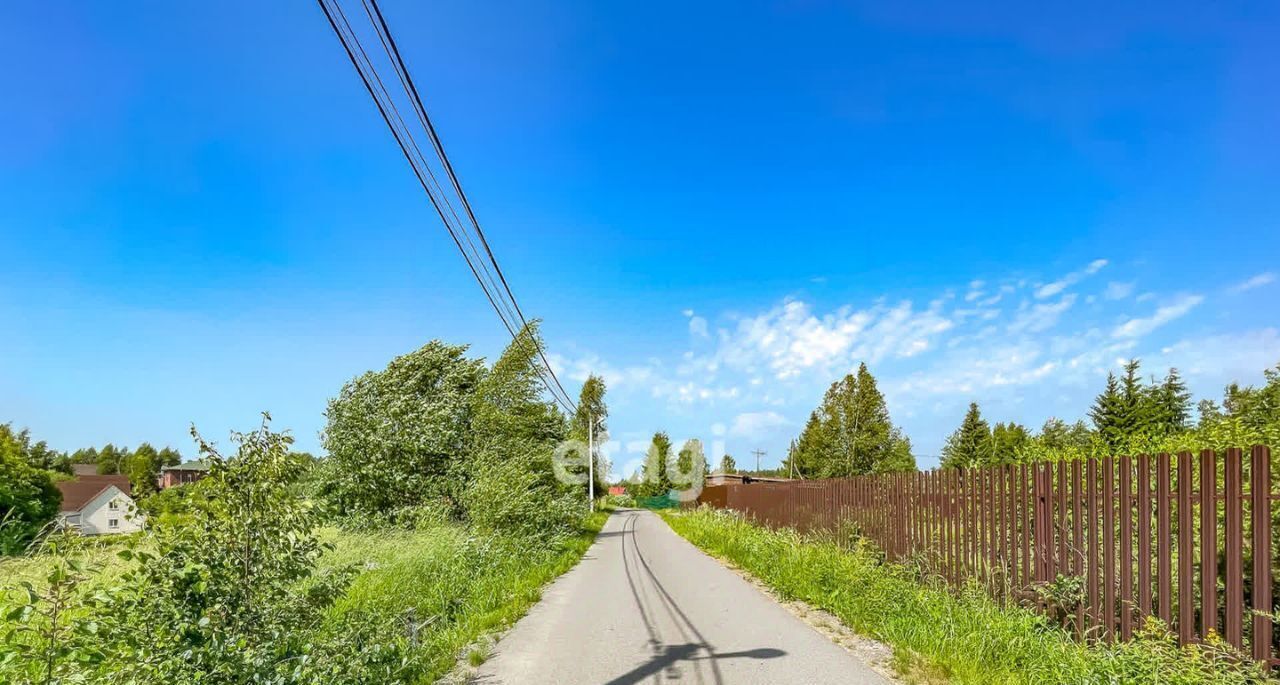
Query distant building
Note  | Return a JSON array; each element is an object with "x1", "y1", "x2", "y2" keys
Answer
[
  {"x1": 705, "y1": 472, "x2": 792, "y2": 486},
  {"x1": 159, "y1": 460, "x2": 211, "y2": 489},
  {"x1": 56, "y1": 475, "x2": 144, "y2": 535},
  {"x1": 608, "y1": 486, "x2": 627, "y2": 496}
]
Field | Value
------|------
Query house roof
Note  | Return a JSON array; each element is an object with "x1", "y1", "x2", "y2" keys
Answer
[
  {"x1": 70, "y1": 463, "x2": 99, "y2": 476},
  {"x1": 706, "y1": 472, "x2": 793, "y2": 483},
  {"x1": 161, "y1": 460, "x2": 210, "y2": 473},
  {"x1": 56, "y1": 475, "x2": 132, "y2": 512}
]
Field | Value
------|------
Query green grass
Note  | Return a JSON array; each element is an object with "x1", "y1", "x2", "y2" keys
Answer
[
  {"x1": 663, "y1": 507, "x2": 1267, "y2": 685},
  {"x1": 0, "y1": 534, "x2": 135, "y2": 589},
  {"x1": 318, "y1": 510, "x2": 609, "y2": 681}
]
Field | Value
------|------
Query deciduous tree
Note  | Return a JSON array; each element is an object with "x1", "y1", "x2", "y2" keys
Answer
[
  {"x1": 784, "y1": 363, "x2": 915, "y2": 477},
  {"x1": 322, "y1": 339, "x2": 485, "y2": 518}
]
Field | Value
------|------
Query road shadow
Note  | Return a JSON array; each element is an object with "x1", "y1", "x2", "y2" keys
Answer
[{"x1": 602, "y1": 645, "x2": 786, "y2": 685}]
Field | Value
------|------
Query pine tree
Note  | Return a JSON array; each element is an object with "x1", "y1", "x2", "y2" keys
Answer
[
  {"x1": 718, "y1": 454, "x2": 736, "y2": 473},
  {"x1": 941, "y1": 402, "x2": 992, "y2": 469},
  {"x1": 1089, "y1": 372, "x2": 1125, "y2": 450},
  {"x1": 784, "y1": 363, "x2": 914, "y2": 477},
  {"x1": 1150, "y1": 368, "x2": 1191, "y2": 435}
]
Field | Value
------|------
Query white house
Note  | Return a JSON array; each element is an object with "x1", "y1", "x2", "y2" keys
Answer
[{"x1": 55, "y1": 475, "x2": 145, "y2": 535}]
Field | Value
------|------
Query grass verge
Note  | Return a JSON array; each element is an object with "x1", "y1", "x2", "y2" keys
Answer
[
  {"x1": 662, "y1": 507, "x2": 1266, "y2": 685},
  {"x1": 319, "y1": 509, "x2": 609, "y2": 681}
]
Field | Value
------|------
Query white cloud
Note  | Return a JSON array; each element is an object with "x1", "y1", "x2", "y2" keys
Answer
[
  {"x1": 1228, "y1": 272, "x2": 1275, "y2": 294},
  {"x1": 713, "y1": 298, "x2": 953, "y2": 381},
  {"x1": 1035, "y1": 259, "x2": 1108, "y2": 299},
  {"x1": 1111, "y1": 294, "x2": 1204, "y2": 339},
  {"x1": 688, "y1": 316, "x2": 709, "y2": 338},
  {"x1": 1103, "y1": 281, "x2": 1135, "y2": 300},
  {"x1": 1149, "y1": 329, "x2": 1280, "y2": 379},
  {"x1": 1007, "y1": 294, "x2": 1076, "y2": 334},
  {"x1": 728, "y1": 411, "x2": 791, "y2": 439}
]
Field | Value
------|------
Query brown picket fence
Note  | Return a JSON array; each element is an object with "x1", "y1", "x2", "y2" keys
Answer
[{"x1": 698, "y1": 447, "x2": 1278, "y2": 667}]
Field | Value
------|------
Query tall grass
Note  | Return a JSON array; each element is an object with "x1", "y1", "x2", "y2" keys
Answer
[
  {"x1": 664, "y1": 507, "x2": 1266, "y2": 685},
  {"x1": 317, "y1": 510, "x2": 609, "y2": 681}
]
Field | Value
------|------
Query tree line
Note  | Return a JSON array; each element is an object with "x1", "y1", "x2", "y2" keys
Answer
[
  {"x1": 0, "y1": 322, "x2": 612, "y2": 682},
  {"x1": 0, "y1": 424, "x2": 186, "y2": 554},
  {"x1": 940, "y1": 359, "x2": 1280, "y2": 469},
  {"x1": 317, "y1": 322, "x2": 606, "y2": 537},
  {"x1": 779, "y1": 358, "x2": 1280, "y2": 477}
]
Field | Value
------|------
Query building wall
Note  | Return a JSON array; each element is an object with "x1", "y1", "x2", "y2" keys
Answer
[
  {"x1": 159, "y1": 470, "x2": 206, "y2": 489},
  {"x1": 76, "y1": 487, "x2": 145, "y2": 535}
]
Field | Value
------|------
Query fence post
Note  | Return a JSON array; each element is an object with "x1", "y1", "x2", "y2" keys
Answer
[
  {"x1": 1225, "y1": 448, "x2": 1244, "y2": 649},
  {"x1": 1199, "y1": 450, "x2": 1218, "y2": 641},
  {"x1": 1251, "y1": 445, "x2": 1272, "y2": 668},
  {"x1": 1177, "y1": 451, "x2": 1194, "y2": 645},
  {"x1": 1032, "y1": 464, "x2": 1047, "y2": 584}
]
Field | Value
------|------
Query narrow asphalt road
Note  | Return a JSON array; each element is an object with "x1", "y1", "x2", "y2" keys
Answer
[{"x1": 472, "y1": 509, "x2": 890, "y2": 685}]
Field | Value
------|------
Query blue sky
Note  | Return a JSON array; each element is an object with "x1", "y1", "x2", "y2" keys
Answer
[{"x1": 2, "y1": 1, "x2": 1277, "y2": 472}]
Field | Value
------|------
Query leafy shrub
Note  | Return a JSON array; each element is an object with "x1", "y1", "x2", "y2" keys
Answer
[
  {"x1": 0, "y1": 415, "x2": 356, "y2": 684},
  {"x1": 106, "y1": 416, "x2": 352, "y2": 682},
  {"x1": 0, "y1": 452, "x2": 61, "y2": 556}
]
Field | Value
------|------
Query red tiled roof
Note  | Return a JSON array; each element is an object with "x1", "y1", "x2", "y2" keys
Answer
[{"x1": 55, "y1": 475, "x2": 132, "y2": 512}]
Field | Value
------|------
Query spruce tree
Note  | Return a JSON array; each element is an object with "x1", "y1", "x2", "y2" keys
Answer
[
  {"x1": 1089, "y1": 372, "x2": 1125, "y2": 450},
  {"x1": 784, "y1": 362, "x2": 914, "y2": 477},
  {"x1": 718, "y1": 454, "x2": 736, "y2": 473},
  {"x1": 941, "y1": 402, "x2": 992, "y2": 468},
  {"x1": 1151, "y1": 368, "x2": 1191, "y2": 435}
]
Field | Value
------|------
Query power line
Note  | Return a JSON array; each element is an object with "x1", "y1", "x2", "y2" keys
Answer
[
  {"x1": 316, "y1": 0, "x2": 576, "y2": 414},
  {"x1": 360, "y1": 0, "x2": 576, "y2": 410}
]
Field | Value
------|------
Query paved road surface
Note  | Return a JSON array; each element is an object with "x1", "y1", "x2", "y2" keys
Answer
[{"x1": 472, "y1": 509, "x2": 890, "y2": 685}]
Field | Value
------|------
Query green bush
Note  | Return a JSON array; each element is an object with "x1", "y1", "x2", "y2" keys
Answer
[
  {"x1": 664, "y1": 507, "x2": 1265, "y2": 685},
  {"x1": 0, "y1": 451, "x2": 61, "y2": 556}
]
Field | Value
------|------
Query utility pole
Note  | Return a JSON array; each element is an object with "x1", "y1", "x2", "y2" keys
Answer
[
  {"x1": 752, "y1": 449, "x2": 766, "y2": 474},
  {"x1": 588, "y1": 411, "x2": 595, "y2": 512}
]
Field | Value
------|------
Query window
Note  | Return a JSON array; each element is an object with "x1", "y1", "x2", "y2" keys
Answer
[
  {"x1": 108, "y1": 500, "x2": 119, "y2": 511},
  {"x1": 108, "y1": 519, "x2": 119, "y2": 529}
]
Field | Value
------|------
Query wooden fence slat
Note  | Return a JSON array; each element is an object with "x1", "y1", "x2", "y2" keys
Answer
[
  {"x1": 1013, "y1": 466, "x2": 1024, "y2": 588},
  {"x1": 1058, "y1": 461, "x2": 1068, "y2": 586},
  {"x1": 951, "y1": 469, "x2": 961, "y2": 585},
  {"x1": 1200, "y1": 450, "x2": 1217, "y2": 641},
  {"x1": 967, "y1": 469, "x2": 976, "y2": 581},
  {"x1": 1087, "y1": 458, "x2": 1100, "y2": 635},
  {"x1": 1158, "y1": 453, "x2": 1173, "y2": 625},
  {"x1": 1021, "y1": 463, "x2": 1031, "y2": 589},
  {"x1": 1103, "y1": 456, "x2": 1116, "y2": 640},
  {"x1": 1120, "y1": 455, "x2": 1134, "y2": 640},
  {"x1": 1177, "y1": 451, "x2": 1195, "y2": 644},
  {"x1": 1072, "y1": 459, "x2": 1084, "y2": 637},
  {"x1": 1138, "y1": 454, "x2": 1152, "y2": 619},
  {"x1": 1251, "y1": 445, "x2": 1272, "y2": 667},
  {"x1": 1000, "y1": 464, "x2": 1010, "y2": 595}
]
